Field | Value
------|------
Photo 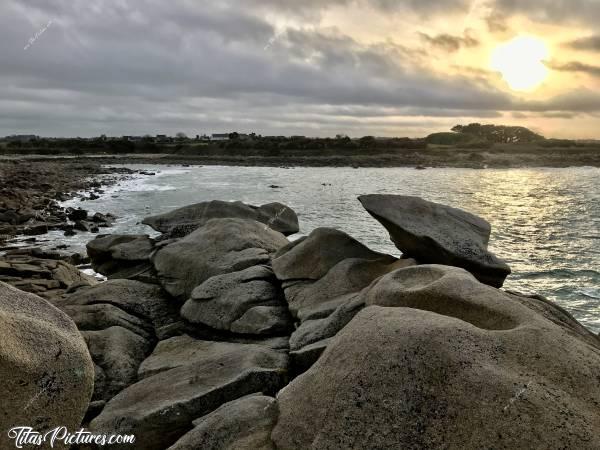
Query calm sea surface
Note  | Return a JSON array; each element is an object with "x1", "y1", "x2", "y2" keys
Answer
[{"x1": 18, "y1": 165, "x2": 600, "y2": 332}]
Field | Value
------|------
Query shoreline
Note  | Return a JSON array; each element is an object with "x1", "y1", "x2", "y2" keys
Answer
[{"x1": 0, "y1": 160, "x2": 150, "y2": 248}]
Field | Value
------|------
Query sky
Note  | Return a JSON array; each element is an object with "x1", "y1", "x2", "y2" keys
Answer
[{"x1": 2, "y1": 0, "x2": 600, "y2": 139}]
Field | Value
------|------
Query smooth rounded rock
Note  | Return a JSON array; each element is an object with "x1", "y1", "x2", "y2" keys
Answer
[
  {"x1": 0, "y1": 282, "x2": 94, "y2": 448},
  {"x1": 152, "y1": 218, "x2": 288, "y2": 300},
  {"x1": 272, "y1": 266, "x2": 600, "y2": 449},
  {"x1": 142, "y1": 200, "x2": 299, "y2": 237}
]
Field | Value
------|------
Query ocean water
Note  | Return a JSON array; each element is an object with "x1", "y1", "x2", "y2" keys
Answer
[{"x1": 17, "y1": 164, "x2": 600, "y2": 332}]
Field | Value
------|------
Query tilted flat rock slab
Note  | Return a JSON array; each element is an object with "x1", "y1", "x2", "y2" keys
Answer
[
  {"x1": 58, "y1": 279, "x2": 179, "y2": 337},
  {"x1": 86, "y1": 234, "x2": 156, "y2": 281},
  {"x1": 91, "y1": 335, "x2": 288, "y2": 450},
  {"x1": 57, "y1": 280, "x2": 179, "y2": 406},
  {"x1": 272, "y1": 228, "x2": 405, "y2": 317},
  {"x1": 143, "y1": 199, "x2": 299, "y2": 237},
  {"x1": 358, "y1": 194, "x2": 510, "y2": 287},
  {"x1": 272, "y1": 265, "x2": 600, "y2": 449},
  {"x1": 167, "y1": 394, "x2": 278, "y2": 450}
]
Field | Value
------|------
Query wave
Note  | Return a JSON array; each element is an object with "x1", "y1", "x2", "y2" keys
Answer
[
  {"x1": 578, "y1": 288, "x2": 600, "y2": 300},
  {"x1": 516, "y1": 268, "x2": 600, "y2": 279},
  {"x1": 121, "y1": 183, "x2": 177, "y2": 192}
]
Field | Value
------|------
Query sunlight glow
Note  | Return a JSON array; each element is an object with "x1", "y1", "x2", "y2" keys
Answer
[{"x1": 491, "y1": 36, "x2": 549, "y2": 92}]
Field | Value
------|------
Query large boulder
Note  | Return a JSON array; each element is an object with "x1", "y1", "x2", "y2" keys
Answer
[
  {"x1": 167, "y1": 394, "x2": 278, "y2": 450},
  {"x1": 272, "y1": 228, "x2": 407, "y2": 318},
  {"x1": 272, "y1": 265, "x2": 600, "y2": 449},
  {"x1": 272, "y1": 227, "x2": 414, "y2": 371},
  {"x1": 0, "y1": 282, "x2": 94, "y2": 447},
  {"x1": 57, "y1": 280, "x2": 178, "y2": 405},
  {"x1": 358, "y1": 194, "x2": 511, "y2": 287},
  {"x1": 57, "y1": 279, "x2": 179, "y2": 339},
  {"x1": 82, "y1": 327, "x2": 152, "y2": 401},
  {"x1": 142, "y1": 200, "x2": 299, "y2": 237},
  {"x1": 151, "y1": 218, "x2": 289, "y2": 300},
  {"x1": 181, "y1": 265, "x2": 291, "y2": 336},
  {"x1": 91, "y1": 335, "x2": 288, "y2": 450}
]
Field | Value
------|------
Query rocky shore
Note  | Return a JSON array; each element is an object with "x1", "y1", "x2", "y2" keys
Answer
[
  {"x1": 1, "y1": 195, "x2": 599, "y2": 449},
  {"x1": 0, "y1": 160, "x2": 143, "y2": 246}
]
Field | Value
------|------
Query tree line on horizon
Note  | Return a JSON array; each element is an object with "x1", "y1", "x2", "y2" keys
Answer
[{"x1": 0, "y1": 123, "x2": 592, "y2": 155}]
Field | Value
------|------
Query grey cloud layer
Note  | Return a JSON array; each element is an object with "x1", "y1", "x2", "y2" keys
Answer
[{"x1": 0, "y1": 0, "x2": 597, "y2": 137}]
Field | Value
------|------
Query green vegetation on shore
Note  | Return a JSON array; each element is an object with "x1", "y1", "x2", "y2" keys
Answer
[{"x1": 2, "y1": 124, "x2": 600, "y2": 167}]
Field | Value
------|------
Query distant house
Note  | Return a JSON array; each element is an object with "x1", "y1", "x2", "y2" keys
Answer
[
  {"x1": 155, "y1": 134, "x2": 170, "y2": 143},
  {"x1": 211, "y1": 133, "x2": 230, "y2": 141},
  {"x1": 8, "y1": 135, "x2": 38, "y2": 142}
]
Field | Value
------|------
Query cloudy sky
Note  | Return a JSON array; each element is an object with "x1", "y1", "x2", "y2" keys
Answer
[{"x1": 2, "y1": 0, "x2": 600, "y2": 138}]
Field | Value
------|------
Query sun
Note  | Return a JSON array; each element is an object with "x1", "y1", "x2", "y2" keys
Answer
[{"x1": 491, "y1": 36, "x2": 550, "y2": 92}]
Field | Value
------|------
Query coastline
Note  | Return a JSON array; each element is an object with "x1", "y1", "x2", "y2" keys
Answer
[{"x1": 2, "y1": 147, "x2": 600, "y2": 168}]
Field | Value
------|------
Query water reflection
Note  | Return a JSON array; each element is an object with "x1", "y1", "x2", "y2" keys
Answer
[{"x1": 20, "y1": 165, "x2": 600, "y2": 332}]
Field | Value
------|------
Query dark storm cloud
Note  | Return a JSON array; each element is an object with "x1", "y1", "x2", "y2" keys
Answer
[
  {"x1": 566, "y1": 35, "x2": 600, "y2": 51},
  {"x1": 418, "y1": 32, "x2": 479, "y2": 52},
  {"x1": 493, "y1": 0, "x2": 600, "y2": 24},
  {"x1": 549, "y1": 61, "x2": 600, "y2": 77}
]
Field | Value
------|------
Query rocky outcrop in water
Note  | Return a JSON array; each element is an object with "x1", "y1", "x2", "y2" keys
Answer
[
  {"x1": 0, "y1": 282, "x2": 94, "y2": 448},
  {"x1": 0, "y1": 160, "x2": 136, "y2": 245},
  {"x1": 4, "y1": 196, "x2": 599, "y2": 449},
  {"x1": 358, "y1": 194, "x2": 511, "y2": 287},
  {"x1": 142, "y1": 200, "x2": 299, "y2": 238}
]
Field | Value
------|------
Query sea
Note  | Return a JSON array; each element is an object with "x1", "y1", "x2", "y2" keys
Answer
[{"x1": 12, "y1": 164, "x2": 600, "y2": 333}]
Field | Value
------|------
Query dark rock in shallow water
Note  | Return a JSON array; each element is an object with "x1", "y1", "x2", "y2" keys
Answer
[
  {"x1": 358, "y1": 194, "x2": 511, "y2": 287},
  {"x1": 168, "y1": 394, "x2": 278, "y2": 450},
  {"x1": 91, "y1": 335, "x2": 288, "y2": 450},
  {"x1": 0, "y1": 282, "x2": 94, "y2": 447},
  {"x1": 152, "y1": 218, "x2": 288, "y2": 300},
  {"x1": 272, "y1": 265, "x2": 600, "y2": 450},
  {"x1": 67, "y1": 207, "x2": 88, "y2": 221},
  {"x1": 74, "y1": 219, "x2": 99, "y2": 233},
  {"x1": 181, "y1": 265, "x2": 292, "y2": 336},
  {"x1": 142, "y1": 199, "x2": 299, "y2": 237}
]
